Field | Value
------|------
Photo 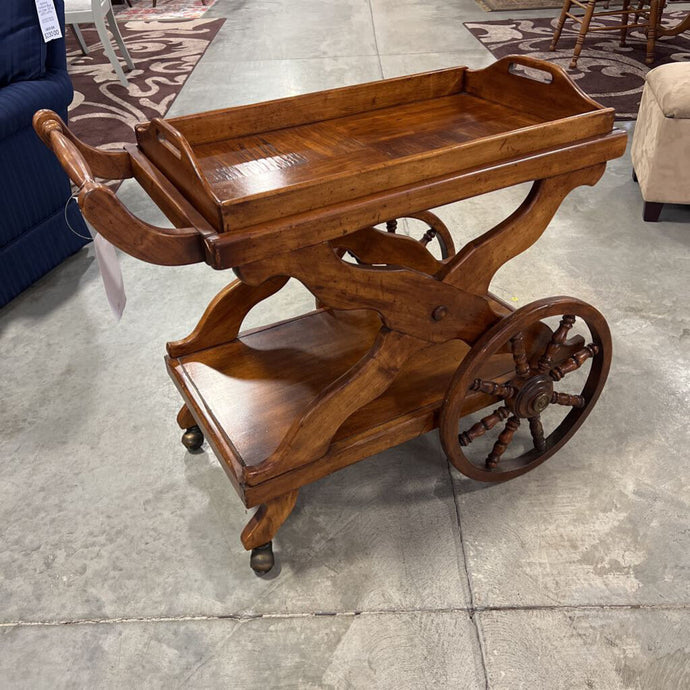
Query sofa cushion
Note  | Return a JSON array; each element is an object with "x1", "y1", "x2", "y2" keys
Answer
[
  {"x1": 646, "y1": 63, "x2": 690, "y2": 120},
  {"x1": 0, "y1": 0, "x2": 48, "y2": 87}
]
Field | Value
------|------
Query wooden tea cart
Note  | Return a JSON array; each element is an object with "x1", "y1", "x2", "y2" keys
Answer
[{"x1": 35, "y1": 56, "x2": 626, "y2": 574}]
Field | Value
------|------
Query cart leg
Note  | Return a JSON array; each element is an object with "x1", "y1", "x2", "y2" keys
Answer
[
  {"x1": 177, "y1": 404, "x2": 204, "y2": 451},
  {"x1": 167, "y1": 276, "x2": 288, "y2": 358},
  {"x1": 241, "y1": 490, "x2": 299, "y2": 574}
]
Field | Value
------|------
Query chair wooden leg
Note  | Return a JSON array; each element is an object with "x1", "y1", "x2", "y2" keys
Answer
[
  {"x1": 570, "y1": 0, "x2": 597, "y2": 69},
  {"x1": 106, "y1": 8, "x2": 135, "y2": 71},
  {"x1": 620, "y1": 0, "x2": 631, "y2": 46},
  {"x1": 645, "y1": 0, "x2": 659, "y2": 64},
  {"x1": 93, "y1": 12, "x2": 129, "y2": 87},
  {"x1": 643, "y1": 201, "x2": 663, "y2": 222},
  {"x1": 550, "y1": 0, "x2": 573, "y2": 50}
]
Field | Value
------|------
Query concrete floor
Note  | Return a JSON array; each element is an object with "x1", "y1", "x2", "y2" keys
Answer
[{"x1": 2, "y1": 0, "x2": 689, "y2": 687}]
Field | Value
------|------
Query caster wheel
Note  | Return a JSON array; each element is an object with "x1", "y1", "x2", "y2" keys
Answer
[
  {"x1": 440, "y1": 297, "x2": 611, "y2": 482},
  {"x1": 181, "y1": 425, "x2": 204, "y2": 451},
  {"x1": 250, "y1": 542, "x2": 274, "y2": 574}
]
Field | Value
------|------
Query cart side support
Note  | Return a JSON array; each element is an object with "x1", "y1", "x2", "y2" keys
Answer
[
  {"x1": 167, "y1": 275, "x2": 289, "y2": 358},
  {"x1": 442, "y1": 165, "x2": 606, "y2": 295},
  {"x1": 334, "y1": 226, "x2": 445, "y2": 275},
  {"x1": 244, "y1": 328, "x2": 425, "y2": 486},
  {"x1": 236, "y1": 243, "x2": 497, "y2": 344}
]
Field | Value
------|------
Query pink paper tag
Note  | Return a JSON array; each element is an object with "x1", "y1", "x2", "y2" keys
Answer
[{"x1": 92, "y1": 233, "x2": 127, "y2": 320}]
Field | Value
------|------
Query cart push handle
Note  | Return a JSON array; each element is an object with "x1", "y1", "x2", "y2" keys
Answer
[{"x1": 33, "y1": 110, "x2": 206, "y2": 267}]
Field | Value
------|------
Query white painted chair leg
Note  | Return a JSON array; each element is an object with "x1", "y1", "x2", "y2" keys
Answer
[
  {"x1": 71, "y1": 24, "x2": 89, "y2": 55},
  {"x1": 105, "y1": 8, "x2": 134, "y2": 71},
  {"x1": 93, "y1": 11, "x2": 129, "y2": 87}
]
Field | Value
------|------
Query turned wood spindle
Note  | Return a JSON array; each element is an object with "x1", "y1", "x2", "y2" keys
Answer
[
  {"x1": 551, "y1": 391, "x2": 586, "y2": 407},
  {"x1": 420, "y1": 228, "x2": 436, "y2": 246},
  {"x1": 458, "y1": 406, "x2": 511, "y2": 446},
  {"x1": 470, "y1": 378, "x2": 516, "y2": 399},
  {"x1": 538, "y1": 314, "x2": 576, "y2": 372},
  {"x1": 551, "y1": 343, "x2": 599, "y2": 381},
  {"x1": 529, "y1": 415, "x2": 546, "y2": 451},
  {"x1": 486, "y1": 415, "x2": 520, "y2": 468},
  {"x1": 511, "y1": 332, "x2": 531, "y2": 378},
  {"x1": 386, "y1": 219, "x2": 398, "y2": 232}
]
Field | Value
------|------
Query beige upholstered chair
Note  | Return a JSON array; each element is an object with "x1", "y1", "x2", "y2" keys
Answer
[
  {"x1": 65, "y1": 0, "x2": 134, "y2": 87},
  {"x1": 631, "y1": 63, "x2": 690, "y2": 221}
]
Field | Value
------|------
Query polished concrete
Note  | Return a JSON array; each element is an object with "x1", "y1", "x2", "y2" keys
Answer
[{"x1": 1, "y1": 0, "x2": 689, "y2": 687}]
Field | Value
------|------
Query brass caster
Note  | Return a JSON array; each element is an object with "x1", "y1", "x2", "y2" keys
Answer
[
  {"x1": 181, "y1": 425, "x2": 204, "y2": 451},
  {"x1": 250, "y1": 542, "x2": 274, "y2": 575}
]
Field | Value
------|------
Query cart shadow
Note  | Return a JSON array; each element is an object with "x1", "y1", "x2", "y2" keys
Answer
[{"x1": 180, "y1": 431, "x2": 495, "y2": 588}]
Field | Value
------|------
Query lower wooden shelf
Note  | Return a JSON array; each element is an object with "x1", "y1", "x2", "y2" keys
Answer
[{"x1": 166, "y1": 308, "x2": 520, "y2": 506}]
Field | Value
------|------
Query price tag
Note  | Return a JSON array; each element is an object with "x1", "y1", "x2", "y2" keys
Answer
[
  {"x1": 90, "y1": 229, "x2": 127, "y2": 321},
  {"x1": 34, "y1": 0, "x2": 62, "y2": 42}
]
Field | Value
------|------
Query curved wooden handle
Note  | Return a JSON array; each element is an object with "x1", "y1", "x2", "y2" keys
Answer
[
  {"x1": 499, "y1": 55, "x2": 567, "y2": 83},
  {"x1": 490, "y1": 55, "x2": 604, "y2": 110},
  {"x1": 33, "y1": 109, "x2": 133, "y2": 182},
  {"x1": 33, "y1": 109, "x2": 206, "y2": 266}
]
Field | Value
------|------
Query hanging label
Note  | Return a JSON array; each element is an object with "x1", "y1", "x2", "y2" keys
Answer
[
  {"x1": 91, "y1": 230, "x2": 127, "y2": 321},
  {"x1": 34, "y1": 0, "x2": 62, "y2": 42}
]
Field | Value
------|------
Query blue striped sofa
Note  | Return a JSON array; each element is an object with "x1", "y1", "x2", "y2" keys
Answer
[{"x1": 0, "y1": 0, "x2": 90, "y2": 307}]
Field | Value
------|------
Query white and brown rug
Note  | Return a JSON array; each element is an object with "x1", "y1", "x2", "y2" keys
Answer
[
  {"x1": 114, "y1": 0, "x2": 218, "y2": 21},
  {"x1": 66, "y1": 18, "x2": 224, "y2": 150},
  {"x1": 465, "y1": 11, "x2": 690, "y2": 118}
]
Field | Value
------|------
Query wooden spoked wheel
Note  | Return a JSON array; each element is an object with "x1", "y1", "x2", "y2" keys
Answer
[
  {"x1": 383, "y1": 211, "x2": 456, "y2": 259},
  {"x1": 440, "y1": 297, "x2": 612, "y2": 482}
]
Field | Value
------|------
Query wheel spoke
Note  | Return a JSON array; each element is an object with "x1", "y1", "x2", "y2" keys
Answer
[
  {"x1": 458, "y1": 406, "x2": 510, "y2": 446},
  {"x1": 510, "y1": 332, "x2": 531, "y2": 378},
  {"x1": 470, "y1": 378, "x2": 516, "y2": 399},
  {"x1": 538, "y1": 314, "x2": 576, "y2": 373},
  {"x1": 551, "y1": 391, "x2": 586, "y2": 408},
  {"x1": 528, "y1": 416, "x2": 546, "y2": 451},
  {"x1": 486, "y1": 416, "x2": 520, "y2": 469},
  {"x1": 550, "y1": 343, "x2": 599, "y2": 381},
  {"x1": 419, "y1": 228, "x2": 436, "y2": 246}
]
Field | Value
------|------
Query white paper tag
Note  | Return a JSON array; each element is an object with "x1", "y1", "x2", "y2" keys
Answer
[
  {"x1": 88, "y1": 228, "x2": 127, "y2": 321},
  {"x1": 34, "y1": 0, "x2": 62, "y2": 42}
]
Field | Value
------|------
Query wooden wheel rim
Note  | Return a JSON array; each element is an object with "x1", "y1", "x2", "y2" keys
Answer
[
  {"x1": 385, "y1": 211, "x2": 456, "y2": 259},
  {"x1": 439, "y1": 296, "x2": 612, "y2": 482}
]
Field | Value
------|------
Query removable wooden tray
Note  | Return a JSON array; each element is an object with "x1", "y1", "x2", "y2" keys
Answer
[{"x1": 135, "y1": 58, "x2": 613, "y2": 235}]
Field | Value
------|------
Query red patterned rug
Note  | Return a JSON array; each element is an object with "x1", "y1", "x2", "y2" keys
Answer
[
  {"x1": 66, "y1": 18, "x2": 224, "y2": 150},
  {"x1": 114, "y1": 0, "x2": 218, "y2": 21},
  {"x1": 465, "y1": 11, "x2": 690, "y2": 119}
]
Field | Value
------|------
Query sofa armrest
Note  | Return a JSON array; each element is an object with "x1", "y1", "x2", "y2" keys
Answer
[{"x1": 0, "y1": 68, "x2": 73, "y2": 141}]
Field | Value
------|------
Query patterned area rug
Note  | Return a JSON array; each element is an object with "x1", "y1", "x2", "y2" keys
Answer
[
  {"x1": 476, "y1": 0, "x2": 561, "y2": 12},
  {"x1": 114, "y1": 0, "x2": 217, "y2": 21},
  {"x1": 66, "y1": 18, "x2": 224, "y2": 150},
  {"x1": 465, "y1": 11, "x2": 690, "y2": 119}
]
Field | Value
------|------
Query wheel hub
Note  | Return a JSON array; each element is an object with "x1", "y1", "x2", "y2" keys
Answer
[{"x1": 510, "y1": 374, "x2": 553, "y2": 418}]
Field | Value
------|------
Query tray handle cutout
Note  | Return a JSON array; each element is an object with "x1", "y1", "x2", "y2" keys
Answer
[
  {"x1": 465, "y1": 55, "x2": 605, "y2": 115},
  {"x1": 508, "y1": 61, "x2": 554, "y2": 84}
]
